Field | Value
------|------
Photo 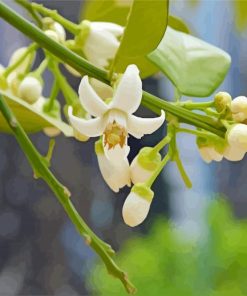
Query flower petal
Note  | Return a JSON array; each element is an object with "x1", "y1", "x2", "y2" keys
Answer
[
  {"x1": 110, "y1": 64, "x2": 142, "y2": 114},
  {"x1": 127, "y1": 110, "x2": 165, "y2": 139},
  {"x1": 103, "y1": 142, "x2": 130, "y2": 164},
  {"x1": 91, "y1": 22, "x2": 124, "y2": 37},
  {"x1": 97, "y1": 153, "x2": 130, "y2": 192},
  {"x1": 68, "y1": 106, "x2": 105, "y2": 137},
  {"x1": 78, "y1": 76, "x2": 108, "y2": 117}
]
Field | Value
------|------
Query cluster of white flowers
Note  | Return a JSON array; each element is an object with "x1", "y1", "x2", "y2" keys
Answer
[
  {"x1": 199, "y1": 93, "x2": 247, "y2": 163},
  {"x1": 68, "y1": 64, "x2": 165, "y2": 227}
]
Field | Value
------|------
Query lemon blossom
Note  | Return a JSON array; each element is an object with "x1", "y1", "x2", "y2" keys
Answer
[
  {"x1": 68, "y1": 64, "x2": 165, "y2": 163},
  {"x1": 130, "y1": 147, "x2": 161, "y2": 184},
  {"x1": 122, "y1": 184, "x2": 154, "y2": 227},
  {"x1": 95, "y1": 140, "x2": 130, "y2": 192},
  {"x1": 230, "y1": 96, "x2": 247, "y2": 122},
  {"x1": 198, "y1": 146, "x2": 223, "y2": 163},
  {"x1": 82, "y1": 21, "x2": 124, "y2": 69}
]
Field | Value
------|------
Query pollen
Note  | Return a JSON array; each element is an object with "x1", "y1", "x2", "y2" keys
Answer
[{"x1": 104, "y1": 121, "x2": 127, "y2": 149}]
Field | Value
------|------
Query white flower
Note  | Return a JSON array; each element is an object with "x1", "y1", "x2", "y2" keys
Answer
[
  {"x1": 83, "y1": 21, "x2": 124, "y2": 68},
  {"x1": 122, "y1": 184, "x2": 154, "y2": 227},
  {"x1": 199, "y1": 146, "x2": 223, "y2": 163},
  {"x1": 45, "y1": 22, "x2": 66, "y2": 43},
  {"x1": 231, "y1": 96, "x2": 247, "y2": 122},
  {"x1": 90, "y1": 78, "x2": 113, "y2": 100},
  {"x1": 223, "y1": 145, "x2": 246, "y2": 161},
  {"x1": 95, "y1": 140, "x2": 130, "y2": 192},
  {"x1": 68, "y1": 64, "x2": 165, "y2": 163},
  {"x1": 130, "y1": 147, "x2": 161, "y2": 184},
  {"x1": 9, "y1": 47, "x2": 34, "y2": 74},
  {"x1": 227, "y1": 124, "x2": 247, "y2": 151},
  {"x1": 18, "y1": 76, "x2": 42, "y2": 104}
]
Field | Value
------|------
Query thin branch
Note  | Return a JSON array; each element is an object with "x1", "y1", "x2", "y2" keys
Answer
[{"x1": 0, "y1": 94, "x2": 136, "y2": 294}]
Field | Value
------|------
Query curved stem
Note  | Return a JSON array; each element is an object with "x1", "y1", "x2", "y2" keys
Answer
[
  {"x1": 0, "y1": 94, "x2": 136, "y2": 294},
  {"x1": 0, "y1": 1, "x2": 227, "y2": 138},
  {"x1": 15, "y1": 0, "x2": 42, "y2": 28}
]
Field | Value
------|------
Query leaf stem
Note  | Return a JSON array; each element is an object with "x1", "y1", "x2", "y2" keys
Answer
[
  {"x1": 0, "y1": 94, "x2": 136, "y2": 294},
  {"x1": 15, "y1": 0, "x2": 42, "y2": 28},
  {"x1": 31, "y1": 2, "x2": 80, "y2": 35}
]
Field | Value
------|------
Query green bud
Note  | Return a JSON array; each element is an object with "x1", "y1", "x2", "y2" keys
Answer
[
  {"x1": 214, "y1": 91, "x2": 232, "y2": 113},
  {"x1": 137, "y1": 147, "x2": 161, "y2": 171},
  {"x1": 43, "y1": 100, "x2": 61, "y2": 119},
  {"x1": 132, "y1": 183, "x2": 154, "y2": 202}
]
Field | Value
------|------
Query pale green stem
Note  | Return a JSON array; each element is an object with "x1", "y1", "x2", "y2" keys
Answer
[
  {"x1": 46, "y1": 79, "x2": 59, "y2": 111},
  {"x1": 145, "y1": 153, "x2": 171, "y2": 188},
  {"x1": 3, "y1": 43, "x2": 38, "y2": 77},
  {"x1": 31, "y1": 2, "x2": 80, "y2": 35},
  {"x1": 150, "y1": 134, "x2": 172, "y2": 157},
  {"x1": 15, "y1": 0, "x2": 42, "y2": 27},
  {"x1": 0, "y1": 1, "x2": 227, "y2": 138},
  {"x1": 33, "y1": 58, "x2": 48, "y2": 77},
  {"x1": 0, "y1": 94, "x2": 136, "y2": 294},
  {"x1": 173, "y1": 151, "x2": 192, "y2": 188},
  {"x1": 181, "y1": 101, "x2": 215, "y2": 110}
]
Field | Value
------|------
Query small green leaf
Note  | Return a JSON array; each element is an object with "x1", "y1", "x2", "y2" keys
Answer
[
  {"x1": 82, "y1": 0, "x2": 131, "y2": 26},
  {"x1": 111, "y1": 0, "x2": 169, "y2": 78},
  {"x1": 0, "y1": 90, "x2": 73, "y2": 136},
  {"x1": 148, "y1": 27, "x2": 231, "y2": 97},
  {"x1": 168, "y1": 15, "x2": 190, "y2": 34}
]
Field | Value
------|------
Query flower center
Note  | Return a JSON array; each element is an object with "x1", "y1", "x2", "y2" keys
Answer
[{"x1": 103, "y1": 121, "x2": 127, "y2": 149}]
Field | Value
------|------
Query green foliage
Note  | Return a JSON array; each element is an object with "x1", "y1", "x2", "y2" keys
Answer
[
  {"x1": 0, "y1": 90, "x2": 73, "y2": 136},
  {"x1": 88, "y1": 199, "x2": 247, "y2": 296},
  {"x1": 148, "y1": 27, "x2": 231, "y2": 97},
  {"x1": 234, "y1": 0, "x2": 247, "y2": 31},
  {"x1": 111, "y1": 0, "x2": 169, "y2": 78},
  {"x1": 168, "y1": 15, "x2": 190, "y2": 34}
]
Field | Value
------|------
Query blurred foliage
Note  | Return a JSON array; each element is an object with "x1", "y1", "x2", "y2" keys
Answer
[
  {"x1": 234, "y1": 0, "x2": 247, "y2": 31},
  {"x1": 88, "y1": 199, "x2": 247, "y2": 295}
]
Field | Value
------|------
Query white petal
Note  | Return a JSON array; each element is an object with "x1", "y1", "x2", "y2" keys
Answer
[
  {"x1": 130, "y1": 156, "x2": 154, "y2": 184},
  {"x1": 18, "y1": 77, "x2": 42, "y2": 104},
  {"x1": 91, "y1": 22, "x2": 124, "y2": 37},
  {"x1": 78, "y1": 76, "x2": 108, "y2": 117},
  {"x1": 68, "y1": 106, "x2": 105, "y2": 137},
  {"x1": 127, "y1": 110, "x2": 165, "y2": 139},
  {"x1": 110, "y1": 64, "x2": 142, "y2": 114},
  {"x1": 224, "y1": 145, "x2": 246, "y2": 161},
  {"x1": 103, "y1": 142, "x2": 130, "y2": 163},
  {"x1": 53, "y1": 22, "x2": 66, "y2": 42},
  {"x1": 97, "y1": 153, "x2": 130, "y2": 192},
  {"x1": 9, "y1": 47, "x2": 34, "y2": 74},
  {"x1": 122, "y1": 192, "x2": 151, "y2": 227},
  {"x1": 90, "y1": 78, "x2": 113, "y2": 100},
  {"x1": 228, "y1": 124, "x2": 247, "y2": 150}
]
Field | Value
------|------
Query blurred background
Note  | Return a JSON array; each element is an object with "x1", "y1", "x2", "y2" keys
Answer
[{"x1": 0, "y1": 0, "x2": 247, "y2": 295}]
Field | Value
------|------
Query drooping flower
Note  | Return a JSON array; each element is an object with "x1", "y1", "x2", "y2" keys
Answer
[
  {"x1": 81, "y1": 21, "x2": 124, "y2": 69},
  {"x1": 95, "y1": 139, "x2": 130, "y2": 192},
  {"x1": 68, "y1": 64, "x2": 165, "y2": 163},
  {"x1": 122, "y1": 184, "x2": 154, "y2": 227},
  {"x1": 130, "y1": 147, "x2": 161, "y2": 184},
  {"x1": 223, "y1": 145, "x2": 246, "y2": 161},
  {"x1": 230, "y1": 96, "x2": 247, "y2": 122}
]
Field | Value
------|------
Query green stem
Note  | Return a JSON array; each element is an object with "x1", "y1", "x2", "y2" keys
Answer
[
  {"x1": 33, "y1": 58, "x2": 48, "y2": 77},
  {"x1": 31, "y1": 2, "x2": 80, "y2": 35},
  {"x1": 3, "y1": 43, "x2": 38, "y2": 77},
  {"x1": 151, "y1": 134, "x2": 172, "y2": 156},
  {"x1": 15, "y1": 0, "x2": 42, "y2": 28},
  {"x1": 47, "y1": 79, "x2": 59, "y2": 111},
  {"x1": 145, "y1": 152, "x2": 171, "y2": 187},
  {"x1": 177, "y1": 127, "x2": 210, "y2": 138},
  {"x1": 173, "y1": 151, "x2": 192, "y2": 188},
  {"x1": 181, "y1": 101, "x2": 215, "y2": 110},
  {"x1": 0, "y1": 94, "x2": 136, "y2": 294},
  {"x1": 0, "y1": 1, "x2": 227, "y2": 138}
]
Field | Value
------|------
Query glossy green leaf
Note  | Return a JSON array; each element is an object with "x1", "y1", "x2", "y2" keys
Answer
[
  {"x1": 168, "y1": 15, "x2": 190, "y2": 34},
  {"x1": 82, "y1": 0, "x2": 132, "y2": 26},
  {"x1": 148, "y1": 27, "x2": 231, "y2": 97},
  {"x1": 0, "y1": 90, "x2": 73, "y2": 136},
  {"x1": 111, "y1": 0, "x2": 169, "y2": 77}
]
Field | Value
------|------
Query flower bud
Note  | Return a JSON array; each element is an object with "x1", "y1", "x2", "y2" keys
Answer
[
  {"x1": 73, "y1": 129, "x2": 89, "y2": 142},
  {"x1": 43, "y1": 127, "x2": 61, "y2": 137},
  {"x1": 223, "y1": 145, "x2": 246, "y2": 161},
  {"x1": 18, "y1": 76, "x2": 42, "y2": 104},
  {"x1": 231, "y1": 96, "x2": 247, "y2": 122},
  {"x1": 95, "y1": 139, "x2": 130, "y2": 192},
  {"x1": 122, "y1": 184, "x2": 154, "y2": 227},
  {"x1": 45, "y1": 30, "x2": 60, "y2": 43},
  {"x1": 214, "y1": 91, "x2": 232, "y2": 113},
  {"x1": 9, "y1": 47, "x2": 35, "y2": 74},
  {"x1": 78, "y1": 20, "x2": 124, "y2": 69},
  {"x1": 52, "y1": 22, "x2": 66, "y2": 42},
  {"x1": 227, "y1": 123, "x2": 247, "y2": 151},
  {"x1": 198, "y1": 146, "x2": 223, "y2": 163},
  {"x1": 130, "y1": 147, "x2": 161, "y2": 184}
]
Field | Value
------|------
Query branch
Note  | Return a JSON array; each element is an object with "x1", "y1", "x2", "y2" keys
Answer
[
  {"x1": 0, "y1": 94, "x2": 136, "y2": 294},
  {"x1": 0, "y1": 1, "x2": 226, "y2": 138}
]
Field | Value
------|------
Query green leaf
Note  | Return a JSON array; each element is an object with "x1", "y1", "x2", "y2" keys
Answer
[
  {"x1": 148, "y1": 27, "x2": 231, "y2": 97},
  {"x1": 234, "y1": 0, "x2": 247, "y2": 31},
  {"x1": 111, "y1": 0, "x2": 169, "y2": 78},
  {"x1": 82, "y1": 0, "x2": 131, "y2": 26},
  {"x1": 168, "y1": 15, "x2": 190, "y2": 34},
  {"x1": 0, "y1": 90, "x2": 73, "y2": 136}
]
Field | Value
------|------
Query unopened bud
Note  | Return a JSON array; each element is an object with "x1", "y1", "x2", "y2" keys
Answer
[{"x1": 214, "y1": 91, "x2": 232, "y2": 113}]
